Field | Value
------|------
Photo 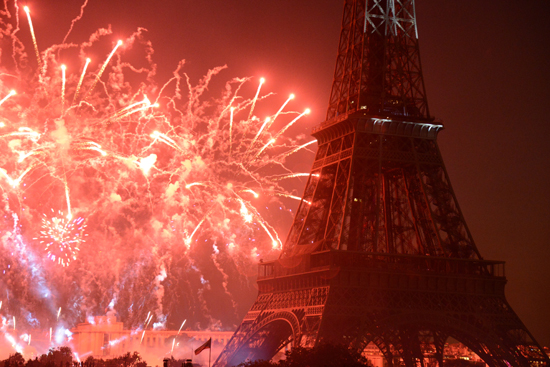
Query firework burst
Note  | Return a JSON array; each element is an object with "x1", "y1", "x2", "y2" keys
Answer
[
  {"x1": 36, "y1": 211, "x2": 87, "y2": 267},
  {"x1": 0, "y1": 0, "x2": 316, "y2": 347}
]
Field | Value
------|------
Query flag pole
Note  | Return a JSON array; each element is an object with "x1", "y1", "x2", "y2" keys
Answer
[{"x1": 209, "y1": 343, "x2": 211, "y2": 367}]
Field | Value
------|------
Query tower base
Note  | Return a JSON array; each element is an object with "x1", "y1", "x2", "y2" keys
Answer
[{"x1": 215, "y1": 251, "x2": 549, "y2": 367}]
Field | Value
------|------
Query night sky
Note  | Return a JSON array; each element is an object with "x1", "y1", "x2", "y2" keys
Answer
[{"x1": 22, "y1": 0, "x2": 550, "y2": 347}]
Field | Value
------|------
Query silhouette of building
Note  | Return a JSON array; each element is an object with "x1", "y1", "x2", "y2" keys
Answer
[{"x1": 71, "y1": 316, "x2": 232, "y2": 360}]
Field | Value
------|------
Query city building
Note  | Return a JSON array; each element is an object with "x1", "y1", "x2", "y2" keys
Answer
[{"x1": 70, "y1": 316, "x2": 232, "y2": 361}]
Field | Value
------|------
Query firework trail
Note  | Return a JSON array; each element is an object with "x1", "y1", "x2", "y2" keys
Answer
[
  {"x1": 247, "y1": 77, "x2": 264, "y2": 121},
  {"x1": 73, "y1": 58, "x2": 90, "y2": 104},
  {"x1": 0, "y1": 90, "x2": 16, "y2": 106},
  {"x1": 177, "y1": 320, "x2": 186, "y2": 334},
  {"x1": 280, "y1": 139, "x2": 317, "y2": 158},
  {"x1": 61, "y1": 65, "x2": 67, "y2": 114},
  {"x1": 229, "y1": 107, "x2": 234, "y2": 158},
  {"x1": 23, "y1": 6, "x2": 41, "y2": 69},
  {"x1": 268, "y1": 173, "x2": 315, "y2": 181},
  {"x1": 0, "y1": 0, "x2": 315, "y2": 354},
  {"x1": 83, "y1": 40, "x2": 122, "y2": 100},
  {"x1": 62, "y1": 0, "x2": 90, "y2": 44}
]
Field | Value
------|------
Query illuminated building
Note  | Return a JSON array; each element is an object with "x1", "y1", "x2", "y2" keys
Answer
[{"x1": 71, "y1": 316, "x2": 232, "y2": 360}]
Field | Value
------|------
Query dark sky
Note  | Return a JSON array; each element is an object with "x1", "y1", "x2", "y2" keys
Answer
[{"x1": 25, "y1": 0, "x2": 550, "y2": 346}]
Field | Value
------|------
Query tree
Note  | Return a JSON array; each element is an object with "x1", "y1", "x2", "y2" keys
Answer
[
  {"x1": 81, "y1": 352, "x2": 147, "y2": 367},
  {"x1": 237, "y1": 361, "x2": 275, "y2": 367},
  {"x1": 238, "y1": 343, "x2": 373, "y2": 367},
  {"x1": 25, "y1": 358, "x2": 42, "y2": 367},
  {"x1": 164, "y1": 356, "x2": 190, "y2": 367},
  {"x1": 5, "y1": 353, "x2": 25, "y2": 367},
  {"x1": 110, "y1": 352, "x2": 147, "y2": 367},
  {"x1": 39, "y1": 347, "x2": 73, "y2": 367}
]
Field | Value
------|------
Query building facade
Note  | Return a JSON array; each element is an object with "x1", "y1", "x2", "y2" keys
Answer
[{"x1": 71, "y1": 316, "x2": 233, "y2": 360}]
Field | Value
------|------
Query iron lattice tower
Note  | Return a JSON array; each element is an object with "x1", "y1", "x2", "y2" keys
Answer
[{"x1": 215, "y1": 1, "x2": 549, "y2": 366}]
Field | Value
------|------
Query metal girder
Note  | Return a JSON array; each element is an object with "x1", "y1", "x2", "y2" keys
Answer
[
  {"x1": 283, "y1": 117, "x2": 479, "y2": 259},
  {"x1": 327, "y1": 0, "x2": 429, "y2": 121},
  {"x1": 215, "y1": 251, "x2": 549, "y2": 366}
]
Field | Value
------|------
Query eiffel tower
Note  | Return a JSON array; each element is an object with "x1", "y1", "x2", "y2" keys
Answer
[{"x1": 214, "y1": 1, "x2": 549, "y2": 366}]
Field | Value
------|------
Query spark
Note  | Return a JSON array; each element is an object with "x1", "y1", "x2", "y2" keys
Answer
[
  {"x1": 49, "y1": 328, "x2": 52, "y2": 343},
  {"x1": 269, "y1": 173, "x2": 316, "y2": 181},
  {"x1": 18, "y1": 151, "x2": 35, "y2": 163},
  {"x1": 253, "y1": 138, "x2": 276, "y2": 161},
  {"x1": 281, "y1": 139, "x2": 317, "y2": 158},
  {"x1": 177, "y1": 320, "x2": 186, "y2": 335},
  {"x1": 81, "y1": 142, "x2": 107, "y2": 156},
  {"x1": 185, "y1": 217, "x2": 206, "y2": 248},
  {"x1": 85, "y1": 40, "x2": 122, "y2": 99},
  {"x1": 65, "y1": 185, "x2": 72, "y2": 220},
  {"x1": 248, "y1": 77, "x2": 265, "y2": 121},
  {"x1": 113, "y1": 99, "x2": 157, "y2": 121},
  {"x1": 23, "y1": 6, "x2": 42, "y2": 70},
  {"x1": 185, "y1": 182, "x2": 209, "y2": 190},
  {"x1": 239, "y1": 200, "x2": 253, "y2": 223},
  {"x1": 229, "y1": 107, "x2": 234, "y2": 158},
  {"x1": 57, "y1": 307, "x2": 62, "y2": 321},
  {"x1": 0, "y1": 168, "x2": 18, "y2": 188},
  {"x1": 247, "y1": 94, "x2": 297, "y2": 159},
  {"x1": 275, "y1": 192, "x2": 311, "y2": 205},
  {"x1": 248, "y1": 117, "x2": 271, "y2": 154},
  {"x1": 73, "y1": 58, "x2": 91, "y2": 104},
  {"x1": 0, "y1": 165, "x2": 35, "y2": 188},
  {"x1": 238, "y1": 200, "x2": 281, "y2": 247},
  {"x1": 13, "y1": 316, "x2": 15, "y2": 330},
  {"x1": 0, "y1": 90, "x2": 16, "y2": 106},
  {"x1": 0, "y1": 127, "x2": 41, "y2": 141},
  {"x1": 171, "y1": 338, "x2": 176, "y2": 355},
  {"x1": 273, "y1": 108, "x2": 310, "y2": 141},
  {"x1": 242, "y1": 189, "x2": 259, "y2": 198},
  {"x1": 257, "y1": 220, "x2": 281, "y2": 250},
  {"x1": 137, "y1": 154, "x2": 157, "y2": 176},
  {"x1": 145, "y1": 313, "x2": 153, "y2": 327},
  {"x1": 28, "y1": 334, "x2": 31, "y2": 345},
  {"x1": 115, "y1": 97, "x2": 151, "y2": 116},
  {"x1": 61, "y1": 65, "x2": 67, "y2": 115},
  {"x1": 140, "y1": 330, "x2": 146, "y2": 344},
  {"x1": 17, "y1": 165, "x2": 36, "y2": 185},
  {"x1": 151, "y1": 130, "x2": 184, "y2": 153},
  {"x1": 266, "y1": 93, "x2": 295, "y2": 132}
]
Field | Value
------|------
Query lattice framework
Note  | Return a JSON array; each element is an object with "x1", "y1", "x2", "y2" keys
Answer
[{"x1": 327, "y1": 0, "x2": 429, "y2": 120}]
